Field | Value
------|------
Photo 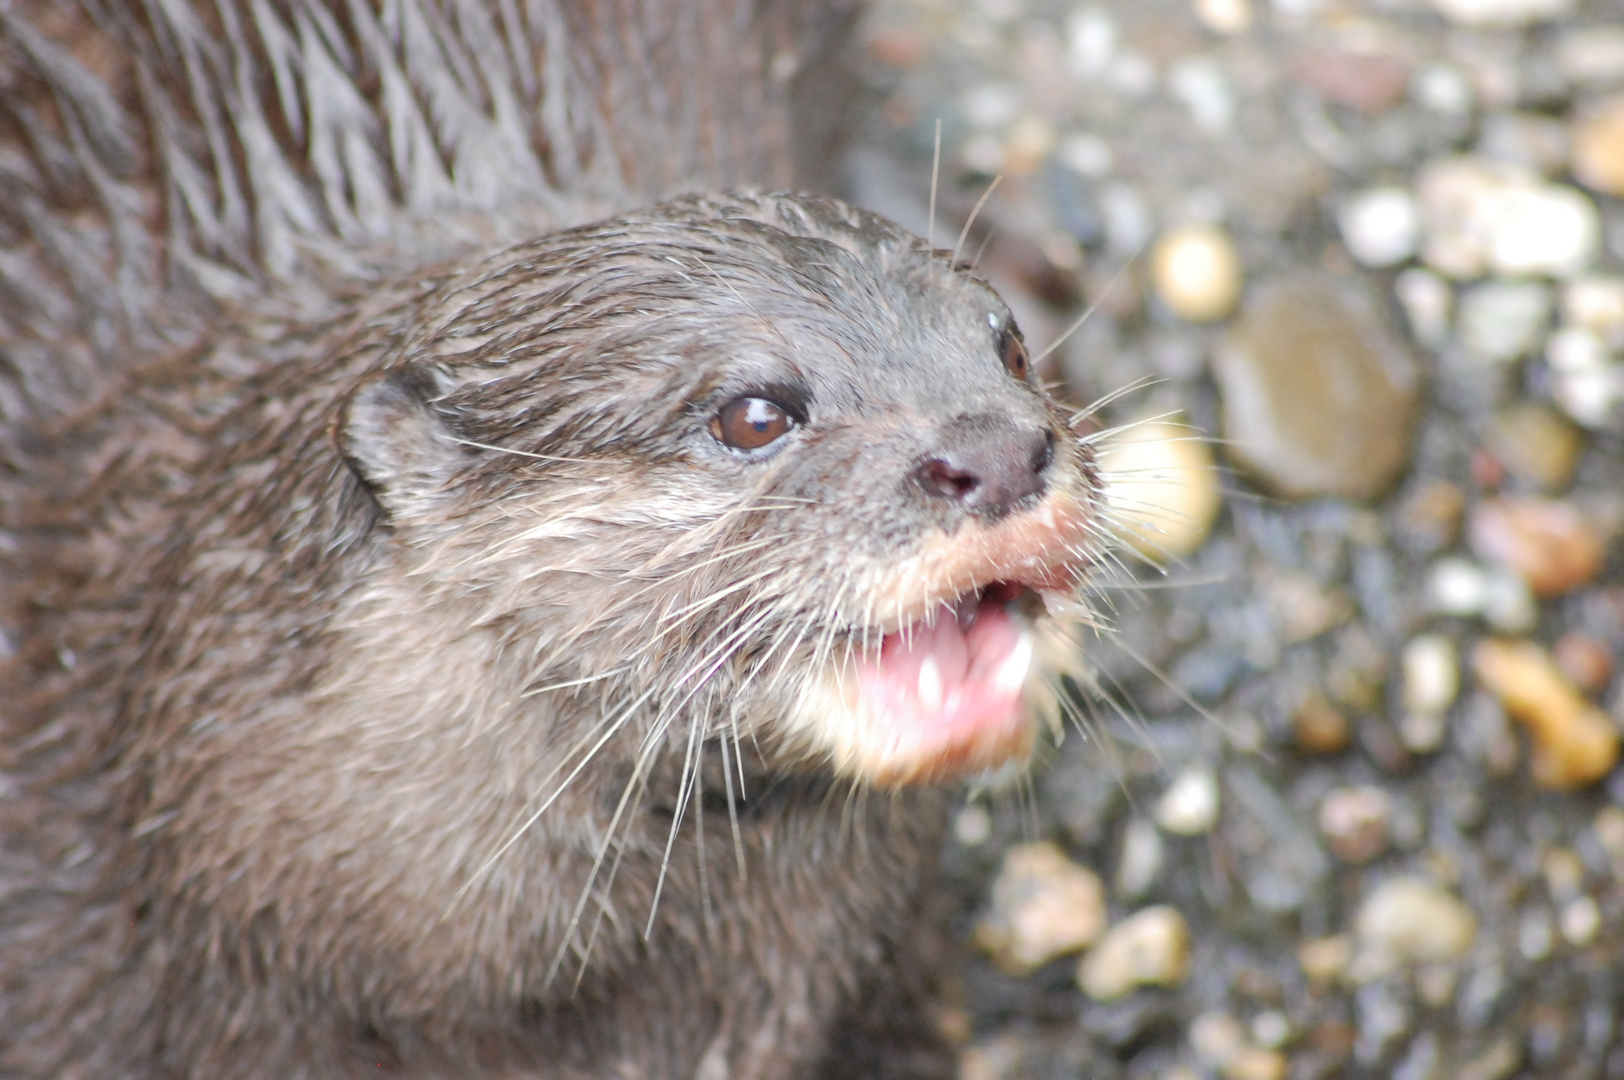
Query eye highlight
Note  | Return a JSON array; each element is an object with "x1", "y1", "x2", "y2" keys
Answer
[{"x1": 711, "y1": 396, "x2": 795, "y2": 452}]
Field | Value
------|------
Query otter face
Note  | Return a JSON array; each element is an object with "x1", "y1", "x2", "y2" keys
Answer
[{"x1": 338, "y1": 192, "x2": 1102, "y2": 790}]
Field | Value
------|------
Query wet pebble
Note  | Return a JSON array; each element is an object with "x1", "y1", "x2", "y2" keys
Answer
[
  {"x1": 1417, "y1": 158, "x2": 1599, "y2": 279},
  {"x1": 1457, "y1": 280, "x2": 1552, "y2": 363},
  {"x1": 976, "y1": 842, "x2": 1107, "y2": 973},
  {"x1": 1572, "y1": 94, "x2": 1624, "y2": 198},
  {"x1": 1098, "y1": 416, "x2": 1222, "y2": 560},
  {"x1": 1353, "y1": 877, "x2": 1477, "y2": 972},
  {"x1": 1214, "y1": 275, "x2": 1418, "y2": 501},
  {"x1": 1467, "y1": 497, "x2": 1604, "y2": 596},
  {"x1": 1150, "y1": 224, "x2": 1243, "y2": 322},
  {"x1": 1318, "y1": 785, "x2": 1393, "y2": 863},
  {"x1": 1338, "y1": 187, "x2": 1421, "y2": 268},
  {"x1": 1484, "y1": 404, "x2": 1582, "y2": 491},
  {"x1": 1155, "y1": 764, "x2": 1220, "y2": 835},
  {"x1": 1471, "y1": 638, "x2": 1621, "y2": 789},
  {"x1": 1078, "y1": 905, "x2": 1191, "y2": 1000}
]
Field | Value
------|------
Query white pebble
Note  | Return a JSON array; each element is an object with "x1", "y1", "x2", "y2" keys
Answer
[
  {"x1": 1115, "y1": 817, "x2": 1165, "y2": 899},
  {"x1": 1429, "y1": 0, "x2": 1573, "y2": 25},
  {"x1": 1065, "y1": 8, "x2": 1117, "y2": 78},
  {"x1": 1562, "y1": 277, "x2": 1624, "y2": 344},
  {"x1": 1457, "y1": 280, "x2": 1552, "y2": 363},
  {"x1": 1548, "y1": 326, "x2": 1611, "y2": 371},
  {"x1": 1155, "y1": 765, "x2": 1221, "y2": 835},
  {"x1": 1395, "y1": 268, "x2": 1453, "y2": 349},
  {"x1": 1098, "y1": 417, "x2": 1222, "y2": 559},
  {"x1": 1418, "y1": 158, "x2": 1600, "y2": 279},
  {"x1": 955, "y1": 805, "x2": 992, "y2": 846},
  {"x1": 1402, "y1": 635, "x2": 1459, "y2": 716},
  {"x1": 1413, "y1": 65, "x2": 1474, "y2": 115},
  {"x1": 1560, "y1": 896, "x2": 1602, "y2": 946},
  {"x1": 1355, "y1": 877, "x2": 1478, "y2": 970},
  {"x1": 1078, "y1": 906, "x2": 1191, "y2": 1000},
  {"x1": 1058, "y1": 133, "x2": 1113, "y2": 178},
  {"x1": 1100, "y1": 184, "x2": 1155, "y2": 255},
  {"x1": 1251, "y1": 1010, "x2": 1291, "y2": 1050},
  {"x1": 1340, "y1": 188, "x2": 1421, "y2": 267},
  {"x1": 962, "y1": 82, "x2": 1022, "y2": 129},
  {"x1": 1168, "y1": 56, "x2": 1235, "y2": 133},
  {"x1": 1518, "y1": 909, "x2": 1554, "y2": 959},
  {"x1": 1429, "y1": 558, "x2": 1488, "y2": 616},
  {"x1": 1481, "y1": 567, "x2": 1538, "y2": 633},
  {"x1": 1553, "y1": 364, "x2": 1624, "y2": 429}
]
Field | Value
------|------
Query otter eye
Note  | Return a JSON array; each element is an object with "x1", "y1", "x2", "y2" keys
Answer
[
  {"x1": 994, "y1": 321, "x2": 1029, "y2": 381},
  {"x1": 711, "y1": 396, "x2": 794, "y2": 452}
]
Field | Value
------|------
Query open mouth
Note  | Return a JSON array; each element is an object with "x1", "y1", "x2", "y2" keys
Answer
[{"x1": 848, "y1": 583, "x2": 1040, "y2": 783}]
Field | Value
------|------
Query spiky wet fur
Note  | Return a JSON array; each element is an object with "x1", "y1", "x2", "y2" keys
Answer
[{"x1": 0, "y1": 5, "x2": 1104, "y2": 1078}]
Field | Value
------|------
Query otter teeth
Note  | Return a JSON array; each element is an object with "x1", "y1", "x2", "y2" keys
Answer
[
  {"x1": 917, "y1": 655, "x2": 944, "y2": 712},
  {"x1": 993, "y1": 631, "x2": 1035, "y2": 694}
]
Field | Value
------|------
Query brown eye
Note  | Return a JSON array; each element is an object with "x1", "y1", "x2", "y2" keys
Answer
[
  {"x1": 997, "y1": 324, "x2": 1029, "y2": 380},
  {"x1": 711, "y1": 396, "x2": 794, "y2": 452}
]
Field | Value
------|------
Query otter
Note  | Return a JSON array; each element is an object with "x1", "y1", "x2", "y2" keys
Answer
[{"x1": 0, "y1": 4, "x2": 1103, "y2": 1078}]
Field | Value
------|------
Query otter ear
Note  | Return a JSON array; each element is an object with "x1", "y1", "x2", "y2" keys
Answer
[{"x1": 338, "y1": 365, "x2": 463, "y2": 518}]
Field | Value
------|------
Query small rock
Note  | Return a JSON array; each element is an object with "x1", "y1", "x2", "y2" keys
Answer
[
  {"x1": 1472, "y1": 638, "x2": 1621, "y2": 789},
  {"x1": 1155, "y1": 764, "x2": 1220, "y2": 835},
  {"x1": 1298, "y1": 934, "x2": 1353, "y2": 987},
  {"x1": 1191, "y1": 1012, "x2": 1249, "y2": 1068},
  {"x1": 1403, "y1": 634, "x2": 1460, "y2": 716},
  {"x1": 1293, "y1": 693, "x2": 1351, "y2": 754},
  {"x1": 1572, "y1": 95, "x2": 1624, "y2": 198},
  {"x1": 1468, "y1": 497, "x2": 1604, "y2": 596},
  {"x1": 1428, "y1": 0, "x2": 1572, "y2": 25},
  {"x1": 1098, "y1": 416, "x2": 1222, "y2": 559},
  {"x1": 1151, "y1": 224, "x2": 1243, "y2": 322},
  {"x1": 1192, "y1": 0, "x2": 1252, "y2": 34},
  {"x1": 1427, "y1": 558, "x2": 1536, "y2": 629},
  {"x1": 1264, "y1": 571, "x2": 1351, "y2": 643},
  {"x1": 1168, "y1": 56, "x2": 1235, "y2": 133},
  {"x1": 1559, "y1": 895, "x2": 1601, "y2": 945},
  {"x1": 976, "y1": 842, "x2": 1108, "y2": 973},
  {"x1": 1557, "y1": 27, "x2": 1624, "y2": 85},
  {"x1": 1417, "y1": 158, "x2": 1599, "y2": 279},
  {"x1": 1484, "y1": 405, "x2": 1583, "y2": 492},
  {"x1": 1252, "y1": 1011, "x2": 1291, "y2": 1050},
  {"x1": 1339, "y1": 187, "x2": 1422, "y2": 267},
  {"x1": 1562, "y1": 276, "x2": 1624, "y2": 345},
  {"x1": 1397, "y1": 480, "x2": 1466, "y2": 550},
  {"x1": 1394, "y1": 268, "x2": 1452, "y2": 349},
  {"x1": 1517, "y1": 909, "x2": 1554, "y2": 959},
  {"x1": 1294, "y1": 49, "x2": 1412, "y2": 114},
  {"x1": 1457, "y1": 280, "x2": 1552, "y2": 363},
  {"x1": 1319, "y1": 785, "x2": 1393, "y2": 863},
  {"x1": 955, "y1": 805, "x2": 992, "y2": 846},
  {"x1": 1554, "y1": 632, "x2": 1612, "y2": 693},
  {"x1": 1215, "y1": 274, "x2": 1419, "y2": 501},
  {"x1": 1078, "y1": 906, "x2": 1191, "y2": 1000},
  {"x1": 1457, "y1": 1036, "x2": 1523, "y2": 1080},
  {"x1": 1222, "y1": 1047, "x2": 1289, "y2": 1080},
  {"x1": 1545, "y1": 328, "x2": 1624, "y2": 428},
  {"x1": 1354, "y1": 877, "x2": 1477, "y2": 971},
  {"x1": 1115, "y1": 817, "x2": 1164, "y2": 899},
  {"x1": 1543, "y1": 847, "x2": 1585, "y2": 899},
  {"x1": 1474, "y1": 112, "x2": 1570, "y2": 175}
]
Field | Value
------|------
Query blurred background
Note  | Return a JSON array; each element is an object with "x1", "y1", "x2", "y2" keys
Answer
[{"x1": 842, "y1": 1, "x2": 1624, "y2": 1077}]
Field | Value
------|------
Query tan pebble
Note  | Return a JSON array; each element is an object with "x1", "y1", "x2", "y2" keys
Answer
[
  {"x1": 1190, "y1": 1011, "x2": 1248, "y2": 1067},
  {"x1": 1293, "y1": 693, "x2": 1350, "y2": 754},
  {"x1": 1457, "y1": 1036, "x2": 1522, "y2": 1080},
  {"x1": 1485, "y1": 404, "x2": 1583, "y2": 492},
  {"x1": 1298, "y1": 934, "x2": 1353, "y2": 987},
  {"x1": 1472, "y1": 638, "x2": 1620, "y2": 789},
  {"x1": 1222, "y1": 1047, "x2": 1288, "y2": 1080},
  {"x1": 1078, "y1": 905, "x2": 1191, "y2": 1000},
  {"x1": 1098, "y1": 417, "x2": 1222, "y2": 559},
  {"x1": 1265, "y1": 572, "x2": 1352, "y2": 643},
  {"x1": 1355, "y1": 877, "x2": 1477, "y2": 969},
  {"x1": 1468, "y1": 497, "x2": 1604, "y2": 596},
  {"x1": 1573, "y1": 95, "x2": 1624, "y2": 198},
  {"x1": 1554, "y1": 632, "x2": 1613, "y2": 693},
  {"x1": 1003, "y1": 116, "x2": 1057, "y2": 177},
  {"x1": 1397, "y1": 480, "x2": 1467, "y2": 550},
  {"x1": 1151, "y1": 225, "x2": 1243, "y2": 322},
  {"x1": 975, "y1": 842, "x2": 1106, "y2": 974}
]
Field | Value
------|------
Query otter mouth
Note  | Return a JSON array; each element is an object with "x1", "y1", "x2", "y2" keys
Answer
[{"x1": 853, "y1": 582, "x2": 1036, "y2": 762}]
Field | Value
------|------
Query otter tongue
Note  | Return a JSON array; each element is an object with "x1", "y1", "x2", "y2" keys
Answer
[{"x1": 858, "y1": 600, "x2": 1034, "y2": 742}]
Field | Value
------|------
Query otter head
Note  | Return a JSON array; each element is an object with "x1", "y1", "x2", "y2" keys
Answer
[{"x1": 335, "y1": 192, "x2": 1101, "y2": 793}]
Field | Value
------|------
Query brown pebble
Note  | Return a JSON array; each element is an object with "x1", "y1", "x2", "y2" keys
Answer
[
  {"x1": 1294, "y1": 693, "x2": 1351, "y2": 754},
  {"x1": 1468, "y1": 497, "x2": 1605, "y2": 596},
  {"x1": 1573, "y1": 94, "x2": 1624, "y2": 198},
  {"x1": 1291, "y1": 48, "x2": 1411, "y2": 113},
  {"x1": 1554, "y1": 632, "x2": 1613, "y2": 693},
  {"x1": 1298, "y1": 935, "x2": 1353, "y2": 987},
  {"x1": 1318, "y1": 786, "x2": 1393, "y2": 863},
  {"x1": 1486, "y1": 404, "x2": 1584, "y2": 492},
  {"x1": 1397, "y1": 480, "x2": 1467, "y2": 551},
  {"x1": 1472, "y1": 638, "x2": 1621, "y2": 789}
]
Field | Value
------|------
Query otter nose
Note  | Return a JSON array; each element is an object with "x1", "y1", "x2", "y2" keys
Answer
[{"x1": 914, "y1": 413, "x2": 1054, "y2": 519}]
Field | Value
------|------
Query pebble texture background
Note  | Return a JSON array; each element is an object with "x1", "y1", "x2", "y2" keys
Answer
[{"x1": 846, "y1": 0, "x2": 1624, "y2": 1077}]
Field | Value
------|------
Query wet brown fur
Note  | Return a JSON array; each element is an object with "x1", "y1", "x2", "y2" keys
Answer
[{"x1": 0, "y1": 4, "x2": 1099, "y2": 1077}]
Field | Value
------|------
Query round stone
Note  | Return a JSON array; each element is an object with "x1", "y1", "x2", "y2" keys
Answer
[
  {"x1": 976, "y1": 842, "x2": 1107, "y2": 974},
  {"x1": 1151, "y1": 224, "x2": 1244, "y2": 322},
  {"x1": 1355, "y1": 877, "x2": 1477, "y2": 968},
  {"x1": 1339, "y1": 187, "x2": 1422, "y2": 267},
  {"x1": 1214, "y1": 274, "x2": 1419, "y2": 500},
  {"x1": 1078, "y1": 906, "x2": 1191, "y2": 1000},
  {"x1": 1097, "y1": 416, "x2": 1223, "y2": 560},
  {"x1": 1573, "y1": 95, "x2": 1624, "y2": 198}
]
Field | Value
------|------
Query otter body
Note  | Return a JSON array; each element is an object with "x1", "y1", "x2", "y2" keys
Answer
[{"x1": 0, "y1": 6, "x2": 1101, "y2": 1078}]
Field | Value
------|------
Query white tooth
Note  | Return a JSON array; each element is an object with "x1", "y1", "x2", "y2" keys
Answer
[
  {"x1": 994, "y1": 631, "x2": 1035, "y2": 694},
  {"x1": 917, "y1": 655, "x2": 944, "y2": 712}
]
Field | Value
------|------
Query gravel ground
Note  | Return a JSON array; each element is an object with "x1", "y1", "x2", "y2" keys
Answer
[{"x1": 844, "y1": 1, "x2": 1624, "y2": 1077}]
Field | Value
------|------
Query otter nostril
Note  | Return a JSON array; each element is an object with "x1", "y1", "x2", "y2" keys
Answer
[{"x1": 914, "y1": 415, "x2": 1053, "y2": 520}]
